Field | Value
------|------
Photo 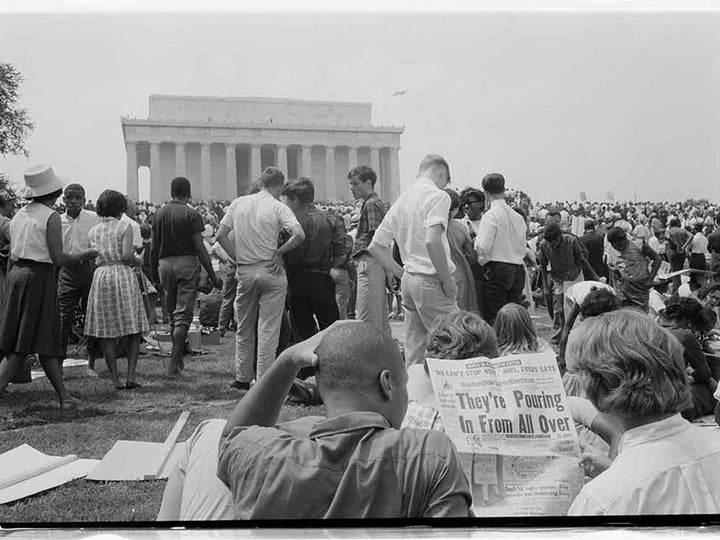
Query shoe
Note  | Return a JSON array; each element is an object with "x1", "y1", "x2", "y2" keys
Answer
[
  {"x1": 125, "y1": 381, "x2": 142, "y2": 390},
  {"x1": 60, "y1": 396, "x2": 81, "y2": 409},
  {"x1": 229, "y1": 380, "x2": 251, "y2": 390}
]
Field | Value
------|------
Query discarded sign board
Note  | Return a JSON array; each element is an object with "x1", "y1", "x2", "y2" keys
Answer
[
  {"x1": 0, "y1": 444, "x2": 99, "y2": 505},
  {"x1": 86, "y1": 411, "x2": 190, "y2": 482}
]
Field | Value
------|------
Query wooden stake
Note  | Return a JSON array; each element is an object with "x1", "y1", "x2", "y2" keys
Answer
[
  {"x1": 143, "y1": 411, "x2": 190, "y2": 480},
  {"x1": 0, "y1": 454, "x2": 78, "y2": 491}
]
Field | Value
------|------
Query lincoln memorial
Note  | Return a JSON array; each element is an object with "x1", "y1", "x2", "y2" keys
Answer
[{"x1": 121, "y1": 95, "x2": 404, "y2": 203}]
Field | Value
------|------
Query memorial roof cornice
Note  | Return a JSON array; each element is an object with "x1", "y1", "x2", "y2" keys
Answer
[
  {"x1": 121, "y1": 117, "x2": 405, "y2": 133},
  {"x1": 149, "y1": 94, "x2": 373, "y2": 108}
]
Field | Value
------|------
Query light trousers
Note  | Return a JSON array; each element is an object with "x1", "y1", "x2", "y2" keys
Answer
[
  {"x1": 233, "y1": 262, "x2": 287, "y2": 383},
  {"x1": 355, "y1": 254, "x2": 391, "y2": 335},
  {"x1": 401, "y1": 272, "x2": 458, "y2": 366}
]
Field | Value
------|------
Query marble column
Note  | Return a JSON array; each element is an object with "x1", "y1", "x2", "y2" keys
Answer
[
  {"x1": 175, "y1": 142, "x2": 186, "y2": 178},
  {"x1": 150, "y1": 142, "x2": 161, "y2": 202},
  {"x1": 125, "y1": 142, "x2": 138, "y2": 201},
  {"x1": 277, "y1": 145, "x2": 288, "y2": 177},
  {"x1": 370, "y1": 146, "x2": 381, "y2": 198},
  {"x1": 301, "y1": 146, "x2": 312, "y2": 178},
  {"x1": 226, "y1": 144, "x2": 237, "y2": 200},
  {"x1": 201, "y1": 143, "x2": 212, "y2": 200},
  {"x1": 348, "y1": 146, "x2": 358, "y2": 171},
  {"x1": 250, "y1": 144, "x2": 262, "y2": 182},
  {"x1": 389, "y1": 147, "x2": 400, "y2": 201},
  {"x1": 325, "y1": 146, "x2": 336, "y2": 202}
]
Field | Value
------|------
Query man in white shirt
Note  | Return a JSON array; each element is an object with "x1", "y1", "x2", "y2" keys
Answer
[
  {"x1": 58, "y1": 183, "x2": 100, "y2": 374},
  {"x1": 368, "y1": 154, "x2": 458, "y2": 366},
  {"x1": 215, "y1": 167, "x2": 305, "y2": 389},
  {"x1": 121, "y1": 197, "x2": 143, "y2": 252},
  {"x1": 474, "y1": 173, "x2": 528, "y2": 324}
]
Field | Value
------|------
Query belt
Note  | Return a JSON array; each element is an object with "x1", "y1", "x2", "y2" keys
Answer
[{"x1": 290, "y1": 268, "x2": 330, "y2": 275}]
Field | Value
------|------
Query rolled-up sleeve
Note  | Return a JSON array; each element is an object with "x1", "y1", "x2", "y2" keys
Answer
[
  {"x1": 370, "y1": 206, "x2": 396, "y2": 249},
  {"x1": 424, "y1": 191, "x2": 450, "y2": 230},
  {"x1": 475, "y1": 213, "x2": 498, "y2": 266}
]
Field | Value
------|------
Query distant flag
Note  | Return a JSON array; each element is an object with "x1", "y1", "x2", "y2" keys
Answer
[
  {"x1": 579, "y1": 191, "x2": 587, "y2": 202},
  {"x1": 390, "y1": 89, "x2": 408, "y2": 97},
  {"x1": 606, "y1": 190, "x2": 615, "y2": 201}
]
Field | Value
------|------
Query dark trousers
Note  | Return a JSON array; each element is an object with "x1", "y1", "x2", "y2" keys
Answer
[
  {"x1": 287, "y1": 270, "x2": 339, "y2": 341},
  {"x1": 689, "y1": 253, "x2": 707, "y2": 290},
  {"x1": 57, "y1": 262, "x2": 95, "y2": 358},
  {"x1": 346, "y1": 260, "x2": 358, "y2": 319},
  {"x1": 480, "y1": 261, "x2": 525, "y2": 324},
  {"x1": 668, "y1": 251, "x2": 686, "y2": 292}
]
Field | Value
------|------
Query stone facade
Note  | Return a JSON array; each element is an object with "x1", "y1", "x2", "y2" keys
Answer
[{"x1": 121, "y1": 95, "x2": 404, "y2": 203}]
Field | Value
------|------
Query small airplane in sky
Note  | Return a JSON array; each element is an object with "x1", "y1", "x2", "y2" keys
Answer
[{"x1": 390, "y1": 89, "x2": 408, "y2": 97}]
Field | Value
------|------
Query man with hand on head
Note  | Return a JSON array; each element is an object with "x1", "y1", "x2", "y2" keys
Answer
[
  {"x1": 368, "y1": 154, "x2": 459, "y2": 366},
  {"x1": 217, "y1": 321, "x2": 472, "y2": 519}
]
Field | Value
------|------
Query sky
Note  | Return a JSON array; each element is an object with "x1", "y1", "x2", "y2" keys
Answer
[{"x1": 1, "y1": 2, "x2": 720, "y2": 203}]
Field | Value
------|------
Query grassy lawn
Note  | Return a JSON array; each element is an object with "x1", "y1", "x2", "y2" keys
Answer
[{"x1": 0, "y1": 311, "x2": 555, "y2": 524}]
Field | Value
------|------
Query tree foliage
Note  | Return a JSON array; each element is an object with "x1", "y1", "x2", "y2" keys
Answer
[{"x1": 0, "y1": 63, "x2": 34, "y2": 158}]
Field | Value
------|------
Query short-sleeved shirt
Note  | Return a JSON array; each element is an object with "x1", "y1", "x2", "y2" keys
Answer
[
  {"x1": 10, "y1": 201, "x2": 55, "y2": 263},
  {"x1": 220, "y1": 191, "x2": 300, "y2": 265},
  {"x1": 474, "y1": 199, "x2": 527, "y2": 266},
  {"x1": 151, "y1": 201, "x2": 205, "y2": 259},
  {"x1": 285, "y1": 203, "x2": 347, "y2": 271},
  {"x1": 537, "y1": 234, "x2": 588, "y2": 282},
  {"x1": 372, "y1": 177, "x2": 455, "y2": 276},
  {"x1": 60, "y1": 209, "x2": 100, "y2": 256},
  {"x1": 352, "y1": 192, "x2": 387, "y2": 259},
  {"x1": 217, "y1": 411, "x2": 472, "y2": 519}
]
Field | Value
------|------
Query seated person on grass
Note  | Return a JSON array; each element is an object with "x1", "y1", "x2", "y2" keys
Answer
[{"x1": 216, "y1": 321, "x2": 473, "y2": 519}]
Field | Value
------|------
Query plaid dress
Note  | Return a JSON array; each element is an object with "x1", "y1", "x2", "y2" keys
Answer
[{"x1": 84, "y1": 218, "x2": 149, "y2": 338}]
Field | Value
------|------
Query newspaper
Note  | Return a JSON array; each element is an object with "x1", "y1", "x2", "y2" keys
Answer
[{"x1": 426, "y1": 352, "x2": 584, "y2": 516}]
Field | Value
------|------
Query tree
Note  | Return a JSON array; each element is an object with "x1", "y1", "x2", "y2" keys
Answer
[
  {"x1": 0, "y1": 63, "x2": 34, "y2": 158},
  {"x1": 0, "y1": 171, "x2": 19, "y2": 204}
]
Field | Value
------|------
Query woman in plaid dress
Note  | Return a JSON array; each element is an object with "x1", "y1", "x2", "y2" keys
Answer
[{"x1": 85, "y1": 190, "x2": 149, "y2": 389}]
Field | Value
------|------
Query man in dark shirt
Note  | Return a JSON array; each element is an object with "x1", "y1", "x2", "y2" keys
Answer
[
  {"x1": 580, "y1": 219, "x2": 609, "y2": 280},
  {"x1": 708, "y1": 216, "x2": 720, "y2": 283},
  {"x1": 282, "y1": 178, "x2": 347, "y2": 341},
  {"x1": 151, "y1": 177, "x2": 221, "y2": 378},
  {"x1": 348, "y1": 165, "x2": 392, "y2": 335},
  {"x1": 538, "y1": 222, "x2": 601, "y2": 343},
  {"x1": 665, "y1": 218, "x2": 693, "y2": 294}
]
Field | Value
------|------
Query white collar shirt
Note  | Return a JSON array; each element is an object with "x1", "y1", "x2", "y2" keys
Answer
[
  {"x1": 568, "y1": 414, "x2": 720, "y2": 515},
  {"x1": 474, "y1": 199, "x2": 527, "y2": 266},
  {"x1": 371, "y1": 176, "x2": 454, "y2": 275},
  {"x1": 220, "y1": 190, "x2": 300, "y2": 265},
  {"x1": 61, "y1": 209, "x2": 100, "y2": 255},
  {"x1": 120, "y1": 213, "x2": 143, "y2": 249}
]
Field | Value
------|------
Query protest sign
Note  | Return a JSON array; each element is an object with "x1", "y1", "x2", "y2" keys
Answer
[{"x1": 426, "y1": 352, "x2": 584, "y2": 516}]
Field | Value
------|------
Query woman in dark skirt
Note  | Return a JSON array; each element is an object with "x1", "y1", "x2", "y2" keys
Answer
[{"x1": 0, "y1": 165, "x2": 98, "y2": 408}]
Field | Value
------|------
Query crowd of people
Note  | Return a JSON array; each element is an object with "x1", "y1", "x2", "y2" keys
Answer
[{"x1": 1, "y1": 156, "x2": 720, "y2": 518}]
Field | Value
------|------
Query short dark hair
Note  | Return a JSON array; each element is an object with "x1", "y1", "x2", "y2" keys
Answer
[
  {"x1": 698, "y1": 283, "x2": 720, "y2": 301},
  {"x1": 580, "y1": 288, "x2": 620, "y2": 318},
  {"x1": 481, "y1": 173, "x2": 505, "y2": 195},
  {"x1": 459, "y1": 187, "x2": 484, "y2": 207},
  {"x1": 64, "y1": 183, "x2": 86, "y2": 197},
  {"x1": 171, "y1": 177, "x2": 192, "y2": 199},
  {"x1": 668, "y1": 218, "x2": 680, "y2": 228},
  {"x1": 544, "y1": 222, "x2": 562, "y2": 241},
  {"x1": 664, "y1": 296, "x2": 704, "y2": 325},
  {"x1": 260, "y1": 166, "x2": 285, "y2": 189},
  {"x1": 283, "y1": 177, "x2": 315, "y2": 204},
  {"x1": 584, "y1": 219, "x2": 596, "y2": 230},
  {"x1": 347, "y1": 165, "x2": 377, "y2": 188},
  {"x1": 140, "y1": 222, "x2": 152, "y2": 240},
  {"x1": 96, "y1": 189, "x2": 128, "y2": 218},
  {"x1": 606, "y1": 226, "x2": 627, "y2": 244}
]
